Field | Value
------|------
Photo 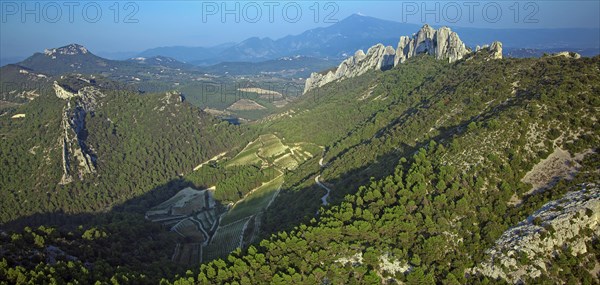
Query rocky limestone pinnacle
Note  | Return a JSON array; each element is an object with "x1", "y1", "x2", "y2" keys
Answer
[
  {"x1": 304, "y1": 24, "x2": 499, "y2": 94},
  {"x1": 489, "y1": 41, "x2": 503, "y2": 60}
]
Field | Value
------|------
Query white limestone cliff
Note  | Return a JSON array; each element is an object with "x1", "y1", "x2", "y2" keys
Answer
[{"x1": 304, "y1": 24, "x2": 502, "y2": 94}]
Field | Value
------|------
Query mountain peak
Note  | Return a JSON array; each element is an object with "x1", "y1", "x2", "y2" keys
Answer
[
  {"x1": 44, "y1": 44, "x2": 90, "y2": 57},
  {"x1": 340, "y1": 13, "x2": 378, "y2": 23},
  {"x1": 417, "y1": 24, "x2": 435, "y2": 34},
  {"x1": 304, "y1": 24, "x2": 502, "y2": 94}
]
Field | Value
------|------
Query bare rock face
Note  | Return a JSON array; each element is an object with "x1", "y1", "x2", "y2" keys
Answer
[
  {"x1": 54, "y1": 81, "x2": 77, "y2": 99},
  {"x1": 549, "y1": 51, "x2": 582, "y2": 59},
  {"x1": 304, "y1": 46, "x2": 396, "y2": 94},
  {"x1": 44, "y1": 44, "x2": 89, "y2": 57},
  {"x1": 304, "y1": 24, "x2": 498, "y2": 94},
  {"x1": 489, "y1": 41, "x2": 503, "y2": 60},
  {"x1": 396, "y1": 24, "x2": 469, "y2": 64},
  {"x1": 473, "y1": 183, "x2": 600, "y2": 283},
  {"x1": 381, "y1": 46, "x2": 396, "y2": 70},
  {"x1": 55, "y1": 82, "x2": 101, "y2": 184}
]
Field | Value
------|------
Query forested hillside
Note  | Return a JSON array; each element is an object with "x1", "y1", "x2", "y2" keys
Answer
[
  {"x1": 1, "y1": 52, "x2": 598, "y2": 284},
  {"x1": 261, "y1": 52, "x2": 600, "y2": 234},
  {"x1": 0, "y1": 75, "x2": 250, "y2": 224},
  {"x1": 165, "y1": 53, "x2": 599, "y2": 284}
]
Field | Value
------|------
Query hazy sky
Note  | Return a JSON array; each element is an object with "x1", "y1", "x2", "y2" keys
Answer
[{"x1": 1, "y1": 1, "x2": 599, "y2": 57}]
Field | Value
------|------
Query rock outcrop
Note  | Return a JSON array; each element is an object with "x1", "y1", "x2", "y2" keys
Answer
[
  {"x1": 304, "y1": 45, "x2": 394, "y2": 94},
  {"x1": 548, "y1": 51, "x2": 582, "y2": 59},
  {"x1": 394, "y1": 25, "x2": 469, "y2": 65},
  {"x1": 54, "y1": 81, "x2": 78, "y2": 100},
  {"x1": 304, "y1": 24, "x2": 502, "y2": 94},
  {"x1": 489, "y1": 41, "x2": 503, "y2": 60},
  {"x1": 473, "y1": 183, "x2": 599, "y2": 283},
  {"x1": 44, "y1": 44, "x2": 89, "y2": 57},
  {"x1": 55, "y1": 81, "x2": 102, "y2": 184}
]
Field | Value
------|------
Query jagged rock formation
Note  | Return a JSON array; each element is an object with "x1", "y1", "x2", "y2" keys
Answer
[
  {"x1": 54, "y1": 81, "x2": 102, "y2": 184},
  {"x1": 44, "y1": 44, "x2": 89, "y2": 58},
  {"x1": 548, "y1": 51, "x2": 582, "y2": 59},
  {"x1": 473, "y1": 183, "x2": 599, "y2": 283},
  {"x1": 303, "y1": 44, "x2": 394, "y2": 94},
  {"x1": 304, "y1": 24, "x2": 502, "y2": 94},
  {"x1": 489, "y1": 41, "x2": 503, "y2": 60},
  {"x1": 467, "y1": 41, "x2": 503, "y2": 62},
  {"x1": 394, "y1": 25, "x2": 469, "y2": 65},
  {"x1": 54, "y1": 81, "x2": 78, "y2": 99},
  {"x1": 155, "y1": 91, "x2": 185, "y2": 112}
]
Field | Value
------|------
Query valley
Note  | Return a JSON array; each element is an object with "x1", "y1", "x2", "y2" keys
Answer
[
  {"x1": 0, "y1": 12, "x2": 599, "y2": 285},
  {"x1": 148, "y1": 131, "x2": 324, "y2": 264}
]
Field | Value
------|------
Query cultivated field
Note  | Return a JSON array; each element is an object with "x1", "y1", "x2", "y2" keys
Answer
[
  {"x1": 220, "y1": 175, "x2": 284, "y2": 225},
  {"x1": 172, "y1": 219, "x2": 206, "y2": 241},
  {"x1": 227, "y1": 133, "x2": 321, "y2": 170},
  {"x1": 146, "y1": 187, "x2": 214, "y2": 220},
  {"x1": 258, "y1": 134, "x2": 288, "y2": 158},
  {"x1": 202, "y1": 217, "x2": 250, "y2": 261},
  {"x1": 148, "y1": 134, "x2": 320, "y2": 263},
  {"x1": 172, "y1": 243, "x2": 203, "y2": 265},
  {"x1": 227, "y1": 140, "x2": 263, "y2": 166}
]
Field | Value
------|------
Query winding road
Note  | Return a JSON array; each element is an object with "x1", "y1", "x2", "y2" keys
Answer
[{"x1": 315, "y1": 175, "x2": 331, "y2": 206}]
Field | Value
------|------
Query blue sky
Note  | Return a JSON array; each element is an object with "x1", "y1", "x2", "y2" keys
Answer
[{"x1": 1, "y1": 1, "x2": 599, "y2": 58}]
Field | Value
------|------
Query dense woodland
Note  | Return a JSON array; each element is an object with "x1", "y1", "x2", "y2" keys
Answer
[
  {"x1": 0, "y1": 53, "x2": 599, "y2": 284},
  {"x1": 186, "y1": 163, "x2": 274, "y2": 202},
  {"x1": 261, "y1": 53, "x2": 600, "y2": 235},
  {"x1": 0, "y1": 76, "x2": 253, "y2": 224}
]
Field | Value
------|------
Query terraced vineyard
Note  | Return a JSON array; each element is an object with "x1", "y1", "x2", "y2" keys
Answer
[
  {"x1": 174, "y1": 243, "x2": 203, "y2": 265},
  {"x1": 227, "y1": 140, "x2": 264, "y2": 166},
  {"x1": 221, "y1": 175, "x2": 284, "y2": 225},
  {"x1": 202, "y1": 217, "x2": 251, "y2": 261},
  {"x1": 228, "y1": 133, "x2": 321, "y2": 170},
  {"x1": 146, "y1": 187, "x2": 217, "y2": 220},
  {"x1": 146, "y1": 187, "x2": 225, "y2": 264},
  {"x1": 171, "y1": 219, "x2": 206, "y2": 240},
  {"x1": 147, "y1": 134, "x2": 318, "y2": 262},
  {"x1": 257, "y1": 134, "x2": 288, "y2": 158},
  {"x1": 193, "y1": 209, "x2": 220, "y2": 235}
]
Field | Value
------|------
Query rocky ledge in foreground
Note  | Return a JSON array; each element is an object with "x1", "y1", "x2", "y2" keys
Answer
[{"x1": 472, "y1": 183, "x2": 599, "y2": 283}]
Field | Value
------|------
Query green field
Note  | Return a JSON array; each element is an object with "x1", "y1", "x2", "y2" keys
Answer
[
  {"x1": 227, "y1": 134, "x2": 321, "y2": 169},
  {"x1": 149, "y1": 134, "x2": 314, "y2": 262},
  {"x1": 202, "y1": 217, "x2": 250, "y2": 261},
  {"x1": 178, "y1": 78, "x2": 301, "y2": 121},
  {"x1": 220, "y1": 175, "x2": 284, "y2": 225},
  {"x1": 146, "y1": 188, "x2": 211, "y2": 219},
  {"x1": 258, "y1": 134, "x2": 288, "y2": 158},
  {"x1": 172, "y1": 219, "x2": 206, "y2": 241},
  {"x1": 273, "y1": 153, "x2": 299, "y2": 170},
  {"x1": 227, "y1": 140, "x2": 263, "y2": 166}
]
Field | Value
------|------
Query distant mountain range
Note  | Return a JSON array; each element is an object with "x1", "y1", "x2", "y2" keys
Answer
[
  {"x1": 135, "y1": 14, "x2": 599, "y2": 65},
  {"x1": 9, "y1": 44, "x2": 206, "y2": 78},
  {"x1": 6, "y1": 43, "x2": 335, "y2": 81},
  {"x1": 2, "y1": 14, "x2": 599, "y2": 69},
  {"x1": 141, "y1": 15, "x2": 423, "y2": 65},
  {"x1": 17, "y1": 44, "x2": 135, "y2": 75},
  {"x1": 138, "y1": 42, "x2": 237, "y2": 64}
]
